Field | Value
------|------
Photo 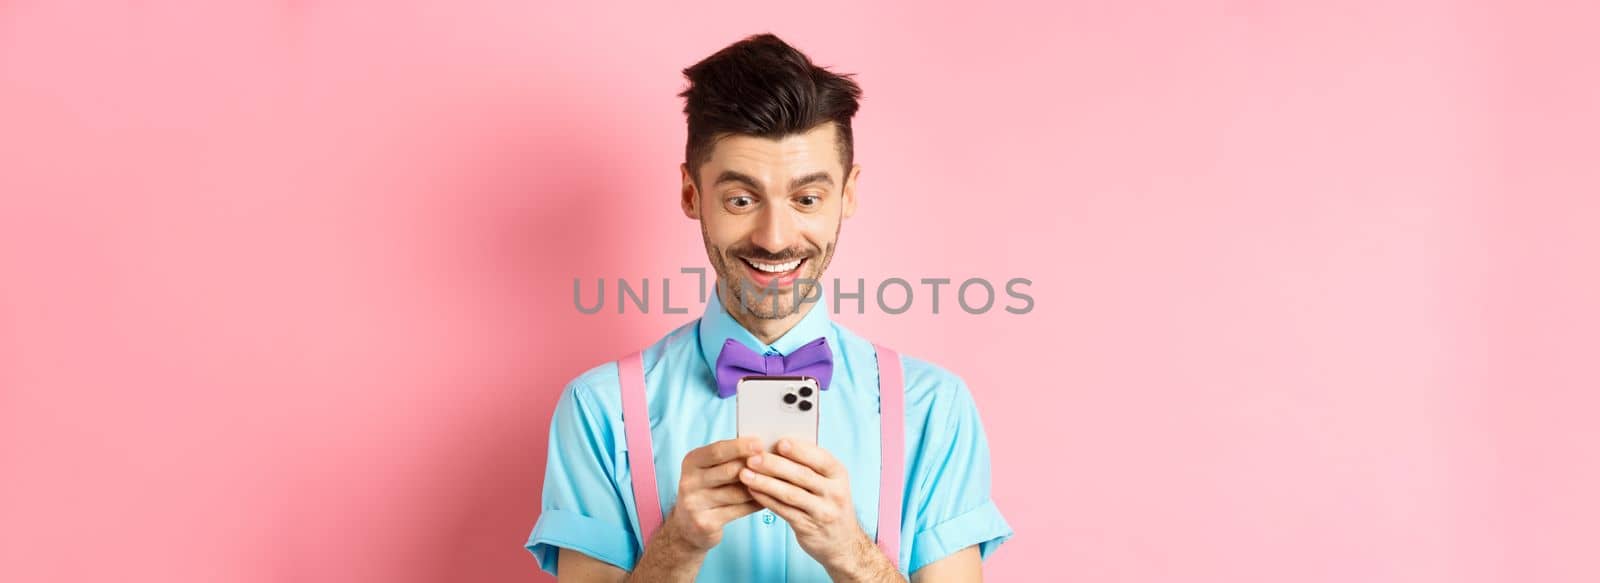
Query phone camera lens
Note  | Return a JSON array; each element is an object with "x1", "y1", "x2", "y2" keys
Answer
[
  {"x1": 798, "y1": 386, "x2": 814, "y2": 397},
  {"x1": 797, "y1": 400, "x2": 813, "y2": 412},
  {"x1": 783, "y1": 393, "x2": 798, "y2": 405}
]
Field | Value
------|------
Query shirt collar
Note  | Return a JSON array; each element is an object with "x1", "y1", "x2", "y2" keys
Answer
[{"x1": 697, "y1": 281, "x2": 838, "y2": 378}]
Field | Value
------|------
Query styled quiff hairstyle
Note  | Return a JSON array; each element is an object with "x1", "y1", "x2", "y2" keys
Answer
[{"x1": 679, "y1": 33, "x2": 864, "y2": 186}]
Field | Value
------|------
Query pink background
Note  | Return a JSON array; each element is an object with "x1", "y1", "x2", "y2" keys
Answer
[{"x1": 2, "y1": 1, "x2": 1597, "y2": 581}]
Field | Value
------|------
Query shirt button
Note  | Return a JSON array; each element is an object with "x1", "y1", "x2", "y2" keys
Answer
[{"x1": 762, "y1": 511, "x2": 776, "y2": 525}]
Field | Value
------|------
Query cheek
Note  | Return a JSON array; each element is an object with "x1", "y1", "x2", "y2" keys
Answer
[
  {"x1": 701, "y1": 216, "x2": 747, "y2": 248},
  {"x1": 797, "y1": 216, "x2": 838, "y2": 246}
]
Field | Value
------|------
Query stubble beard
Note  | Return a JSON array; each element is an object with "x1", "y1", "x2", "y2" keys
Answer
[{"x1": 701, "y1": 222, "x2": 837, "y2": 321}]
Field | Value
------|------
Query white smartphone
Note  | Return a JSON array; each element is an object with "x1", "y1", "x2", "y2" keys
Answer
[{"x1": 736, "y1": 375, "x2": 821, "y2": 452}]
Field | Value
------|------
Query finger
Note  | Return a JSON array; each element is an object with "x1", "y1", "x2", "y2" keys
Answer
[
  {"x1": 748, "y1": 489, "x2": 804, "y2": 524},
  {"x1": 740, "y1": 466, "x2": 825, "y2": 516},
  {"x1": 696, "y1": 484, "x2": 755, "y2": 507},
  {"x1": 708, "y1": 501, "x2": 763, "y2": 525},
  {"x1": 774, "y1": 438, "x2": 845, "y2": 478},
  {"x1": 691, "y1": 435, "x2": 758, "y2": 467},
  {"x1": 687, "y1": 437, "x2": 761, "y2": 469},
  {"x1": 746, "y1": 452, "x2": 828, "y2": 495},
  {"x1": 684, "y1": 483, "x2": 753, "y2": 510},
  {"x1": 691, "y1": 458, "x2": 748, "y2": 489}
]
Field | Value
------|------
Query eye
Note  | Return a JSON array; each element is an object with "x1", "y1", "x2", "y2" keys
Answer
[
  {"x1": 727, "y1": 195, "x2": 755, "y2": 210},
  {"x1": 796, "y1": 194, "x2": 822, "y2": 208}
]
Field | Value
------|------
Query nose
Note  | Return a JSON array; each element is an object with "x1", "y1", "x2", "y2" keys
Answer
[{"x1": 750, "y1": 202, "x2": 797, "y2": 255}]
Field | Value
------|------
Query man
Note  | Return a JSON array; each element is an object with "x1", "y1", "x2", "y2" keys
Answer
[{"x1": 524, "y1": 33, "x2": 1012, "y2": 582}]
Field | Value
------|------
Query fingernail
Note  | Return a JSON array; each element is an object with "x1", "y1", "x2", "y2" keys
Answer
[
  {"x1": 778, "y1": 440, "x2": 791, "y2": 453},
  {"x1": 740, "y1": 469, "x2": 755, "y2": 481},
  {"x1": 749, "y1": 455, "x2": 762, "y2": 466}
]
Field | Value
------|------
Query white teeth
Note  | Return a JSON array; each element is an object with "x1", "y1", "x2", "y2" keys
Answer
[{"x1": 746, "y1": 258, "x2": 802, "y2": 273}]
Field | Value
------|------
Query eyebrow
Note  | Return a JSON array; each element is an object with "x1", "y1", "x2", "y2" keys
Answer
[{"x1": 713, "y1": 170, "x2": 835, "y2": 193}]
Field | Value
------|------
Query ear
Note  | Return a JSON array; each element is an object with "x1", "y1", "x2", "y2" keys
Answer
[
  {"x1": 680, "y1": 163, "x2": 700, "y2": 220},
  {"x1": 841, "y1": 163, "x2": 861, "y2": 219}
]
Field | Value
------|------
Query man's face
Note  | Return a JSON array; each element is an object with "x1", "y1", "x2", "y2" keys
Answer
[{"x1": 681, "y1": 122, "x2": 860, "y2": 320}]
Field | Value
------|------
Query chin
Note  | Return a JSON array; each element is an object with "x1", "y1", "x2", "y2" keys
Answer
[{"x1": 736, "y1": 292, "x2": 801, "y2": 320}]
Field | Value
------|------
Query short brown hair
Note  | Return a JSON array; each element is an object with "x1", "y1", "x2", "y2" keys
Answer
[{"x1": 679, "y1": 33, "x2": 864, "y2": 185}]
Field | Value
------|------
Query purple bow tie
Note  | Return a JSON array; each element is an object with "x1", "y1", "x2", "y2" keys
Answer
[{"x1": 713, "y1": 337, "x2": 834, "y2": 399}]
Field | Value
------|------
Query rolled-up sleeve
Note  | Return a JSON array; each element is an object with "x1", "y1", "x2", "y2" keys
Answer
[
  {"x1": 905, "y1": 376, "x2": 1015, "y2": 574},
  {"x1": 524, "y1": 376, "x2": 640, "y2": 575}
]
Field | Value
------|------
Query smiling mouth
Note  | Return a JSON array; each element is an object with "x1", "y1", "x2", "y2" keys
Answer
[
  {"x1": 739, "y1": 256, "x2": 808, "y2": 285},
  {"x1": 743, "y1": 257, "x2": 803, "y2": 273}
]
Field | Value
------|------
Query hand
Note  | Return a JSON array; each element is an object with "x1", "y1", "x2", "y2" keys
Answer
[
  {"x1": 740, "y1": 438, "x2": 870, "y2": 570},
  {"x1": 661, "y1": 436, "x2": 765, "y2": 552}
]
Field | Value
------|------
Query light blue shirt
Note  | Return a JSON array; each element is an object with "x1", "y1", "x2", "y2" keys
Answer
[{"x1": 525, "y1": 286, "x2": 1013, "y2": 580}]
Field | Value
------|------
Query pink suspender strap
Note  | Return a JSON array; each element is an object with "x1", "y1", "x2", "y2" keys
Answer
[
  {"x1": 617, "y1": 345, "x2": 905, "y2": 570},
  {"x1": 618, "y1": 351, "x2": 664, "y2": 546},
  {"x1": 874, "y1": 343, "x2": 905, "y2": 571}
]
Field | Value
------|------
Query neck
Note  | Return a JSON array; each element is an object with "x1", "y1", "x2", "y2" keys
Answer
[{"x1": 719, "y1": 284, "x2": 814, "y2": 345}]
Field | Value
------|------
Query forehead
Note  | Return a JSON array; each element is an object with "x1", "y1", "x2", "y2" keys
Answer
[{"x1": 701, "y1": 123, "x2": 842, "y2": 186}]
